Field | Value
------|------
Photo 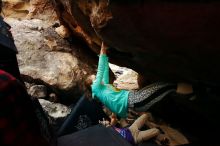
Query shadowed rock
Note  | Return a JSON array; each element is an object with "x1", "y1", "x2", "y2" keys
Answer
[{"x1": 54, "y1": 0, "x2": 220, "y2": 86}]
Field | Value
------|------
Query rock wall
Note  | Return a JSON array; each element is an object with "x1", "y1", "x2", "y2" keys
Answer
[
  {"x1": 3, "y1": 0, "x2": 97, "y2": 102},
  {"x1": 5, "y1": 17, "x2": 96, "y2": 101},
  {"x1": 2, "y1": 1, "x2": 220, "y2": 144},
  {"x1": 2, "y1": 0, "x2": 56, "y2": 21},
  {"x1": 53, "y1": 0, "x2": 220, "y2": 86}
]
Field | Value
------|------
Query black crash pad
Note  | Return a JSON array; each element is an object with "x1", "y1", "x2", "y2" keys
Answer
[{"x1": 58, "y1": 124, "x2": 132, "y2": 146}]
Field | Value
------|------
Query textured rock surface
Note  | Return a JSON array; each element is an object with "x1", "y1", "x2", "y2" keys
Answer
[
  {"x1": 2, "y1": 0, "x2": 56, "y2": 22},
  {"x1": 39, "y1": 99, "x2": 71, "y2": 131},
  {"x1": 5, "y1": 18, "x2": 95, "y2": 99},
  {"x1": 109, "y1": 63, "x2": 138, "y2": 90},
  {"x1": 2, "y1": 1, "x2": 220, "y2": 144},
  {"x1": 38, "y1": 99, "x2": 71, "y2": 118},
  {"x1": 28, "y1": 85, "x2": 47, "y2": 99},
  {"x1": 50, "y1": 2, "x2": 220, "y2": 144},
  {"x1": 54, "y1": 0, "x2": 220, "y2": 86}
]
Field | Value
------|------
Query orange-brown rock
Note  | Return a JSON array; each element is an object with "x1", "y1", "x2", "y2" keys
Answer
[{"x1": 54, "y1": 0, "x2": 220, "y2": 86}]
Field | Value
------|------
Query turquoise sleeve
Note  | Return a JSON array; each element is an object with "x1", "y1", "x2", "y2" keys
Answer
[
  {"x1": 93, "y1": 54, "x2": 107, "y2": 86},
  {"x1": 102, "y1": 56, "x2": 109, "y2": 84}
]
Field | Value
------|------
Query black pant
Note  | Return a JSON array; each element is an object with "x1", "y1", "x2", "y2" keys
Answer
[{"x1": 57, "y1": 95, "x2": 109, "y2": 136}]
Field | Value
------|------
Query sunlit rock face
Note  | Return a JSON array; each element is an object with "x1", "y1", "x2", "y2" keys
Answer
[
  {"x1": 110, "y1": 63, "x2": 139, "y2": 90},
  {"x1": 2, "y1": 0, "x2": 98, "y2": 100},
  {"x1": 2, "y1": 0, "x2": 56, "y2": 21},
  {"x1": 38, "y1": 99, "x2": 71, "y2": 118},
  {"x1": 53, "y1": 0, "x2": 220, "y2": 86},
  {"x1": 38, "y1": 98, "x2": 71, "y2": 130},
  {"x1": 5, "y1": 17, "x2": 95, "y2": 100}
]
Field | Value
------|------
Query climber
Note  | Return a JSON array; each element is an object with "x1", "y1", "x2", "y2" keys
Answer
[{"x1": 86, "y1": 41, "x2": 193, "y2": 118}]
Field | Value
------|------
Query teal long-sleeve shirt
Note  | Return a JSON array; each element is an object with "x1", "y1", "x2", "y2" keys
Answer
[{"x1": 91, "y1": 54, "x2": 129, "y2": 118}]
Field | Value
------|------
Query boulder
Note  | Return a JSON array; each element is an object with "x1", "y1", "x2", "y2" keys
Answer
[
  {"x1": 50, "y1": 2, "x2": 220, "y2": 143},
  {"x1": 29, "y1": 85, "x2": 48, "y2": 99},
  {"x1": 38, "y1": 99, "x2": 71, "y2": 119},
  {"x1": 55, "y1": 25, "x2": 71, "y2": 38},
  {"x1": 5, "y1": 18, "x2": 95, "y2": 99},
  {"x1": 38, "y1": 99, "x2": 71, "y2": 131},
  {"x1": 109, "y1": 63, "x2": 138, "y2": 90},
  {"x1": 2, "y1": 0, "x2": 56, "y2": 22},
  {"x1": 54, "y1": 0, "x2": 220, "y2": 86}
]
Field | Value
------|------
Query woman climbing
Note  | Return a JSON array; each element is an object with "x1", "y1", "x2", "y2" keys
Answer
[{"x1": 88, "y1": 42, "x2": 193, "y2": 118}]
